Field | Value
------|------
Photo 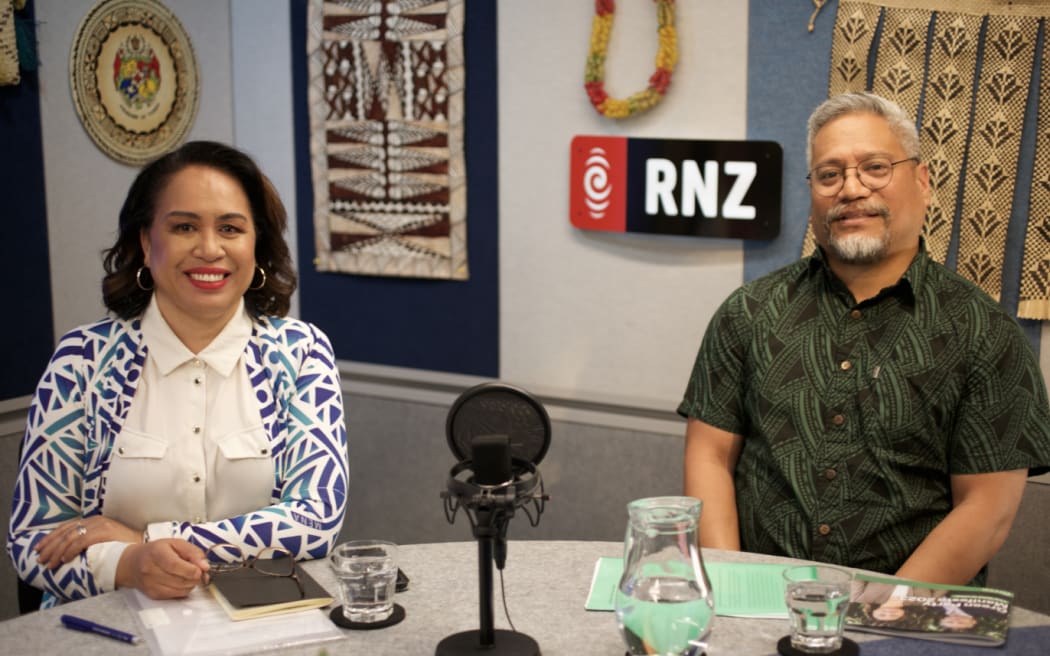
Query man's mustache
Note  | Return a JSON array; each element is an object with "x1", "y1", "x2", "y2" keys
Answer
[{"x1": 824, "y1": 201, "x2": 890, "y2": 226}]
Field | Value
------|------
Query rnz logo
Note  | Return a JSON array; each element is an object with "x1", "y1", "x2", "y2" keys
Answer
[{"x1": 583, "y1": 147, "x2": 613, "y2": 219}]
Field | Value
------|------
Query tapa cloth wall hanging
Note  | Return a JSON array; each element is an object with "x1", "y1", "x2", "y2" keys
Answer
[
  {"x1": 0, "y1": 0, "x2": 25, "y2": 86},
  {"x1": 802, "y1": 0, "x2": 1050, "y2": 320},
  {"x1": 69, "y1": 0, "x2": 199, "y2": 166},
  {"x1": 307, "y1": 0, "x2": 468, "y2": 280}
]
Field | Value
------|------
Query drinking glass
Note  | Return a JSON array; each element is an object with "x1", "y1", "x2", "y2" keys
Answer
[
  {"x1": 614, "y1": 496, "x2": 715, "y2": 656},
  {"x1": 783, "y1": 565, "x2": 852, "y2": 653},
  {"x1": 329, "y1": 540, "x2": 399, "y2": 623}
]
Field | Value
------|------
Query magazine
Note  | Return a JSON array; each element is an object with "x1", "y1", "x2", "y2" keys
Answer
[{"x1": 844, "y1": 573, "x2": 1013, "y2": 646}]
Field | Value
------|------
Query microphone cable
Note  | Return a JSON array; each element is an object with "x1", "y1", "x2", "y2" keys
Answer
[{"x1": 498, "y1": 567, "x2": 517, "y2": 633}]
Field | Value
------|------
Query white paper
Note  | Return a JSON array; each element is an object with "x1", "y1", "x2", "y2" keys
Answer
[{"x1": 124, "y1": 587, "x2": 343, "y2": 656}]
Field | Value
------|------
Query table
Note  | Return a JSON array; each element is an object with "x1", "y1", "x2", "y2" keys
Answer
[{"x1": 1, "y1": 540, "x2": 1048, "y2": 655}]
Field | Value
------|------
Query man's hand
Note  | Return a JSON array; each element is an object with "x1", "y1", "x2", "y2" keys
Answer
[
  {"x1": 116, "y1": 540, "x2": 211, "y2": 599},
  {"x1": 34, "y1": 516, "x2": 142, "y2": 569}
]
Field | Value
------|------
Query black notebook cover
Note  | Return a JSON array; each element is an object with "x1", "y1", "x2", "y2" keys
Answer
[{"x1": 208, "y1": 564, "x2": 334, "y2": 621}]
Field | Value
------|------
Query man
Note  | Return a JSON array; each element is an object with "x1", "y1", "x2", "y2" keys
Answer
[{"x1": 678, "y1": 92, "x2": 1050, "y2": 585}]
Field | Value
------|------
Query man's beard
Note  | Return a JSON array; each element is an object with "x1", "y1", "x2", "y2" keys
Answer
[{"x1": 822, "y1": 202, "x2": 891, "y2": 265}]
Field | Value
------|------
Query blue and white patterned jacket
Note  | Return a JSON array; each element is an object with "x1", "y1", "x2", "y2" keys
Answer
[{"x1": 7, "y1": 314, "x2": 349, "y2": 604}]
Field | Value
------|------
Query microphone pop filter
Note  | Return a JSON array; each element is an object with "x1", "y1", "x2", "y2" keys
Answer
[{"x1": 446, "y1": 383, "x2": 551, "y2": 468}]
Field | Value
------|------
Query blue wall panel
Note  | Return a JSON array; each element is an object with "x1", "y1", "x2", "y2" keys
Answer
[
  {"x1": 291, "y1": 1, "x2": 499, "y2": 377},
  {"x1": 0, "y1": 0, "x2": 54, "y2": 399},
  {"x1": 744, "y1": 0, "x2": 833, "y2": 281}
]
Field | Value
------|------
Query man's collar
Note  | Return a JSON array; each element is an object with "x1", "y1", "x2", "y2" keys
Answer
[
  {"x1": 806, "y1": 238, "x2": 928, "y2": 304},
  {"x1": 141, "y1": 296, "x2": 252, "y2": 376}
]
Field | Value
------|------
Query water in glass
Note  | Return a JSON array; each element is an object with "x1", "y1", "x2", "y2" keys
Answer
[
  {"x1": 783, "y1": 565, "x2": 852, "y2": 653},
  {"x1": 330, "y1": 540, "x2": 398, "y2": 622}
]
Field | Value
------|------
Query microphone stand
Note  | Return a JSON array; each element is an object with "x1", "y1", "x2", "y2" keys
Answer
[{"x1": 436, "y1": 504, "x2": 540, "y2": 655}]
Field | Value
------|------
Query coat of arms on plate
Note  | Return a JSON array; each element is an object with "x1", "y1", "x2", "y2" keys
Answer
[{"x1": 70, "y1": 0, "x2": 199, "y2": 166}]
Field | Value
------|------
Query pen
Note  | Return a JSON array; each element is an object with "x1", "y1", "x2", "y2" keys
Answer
[{"x1": 60, "y1": 614, "x2": 141, "y2": 645}]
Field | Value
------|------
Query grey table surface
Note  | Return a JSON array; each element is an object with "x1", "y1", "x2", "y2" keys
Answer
[{"x1": 1, "y1": 540, "x2": 1047, "y2": 655}]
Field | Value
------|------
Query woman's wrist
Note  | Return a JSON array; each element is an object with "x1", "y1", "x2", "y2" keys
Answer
[{"x1": 114, "y1": 543, "x2": 143, "y2": 590}]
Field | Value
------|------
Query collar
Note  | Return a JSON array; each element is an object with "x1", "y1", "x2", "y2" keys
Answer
[
  {"x1": 806, "y1": 238, "x2": 929, "y2": 306},
  {"x1": 141, "y1": 296, "x2": 252, "y2": 376}
]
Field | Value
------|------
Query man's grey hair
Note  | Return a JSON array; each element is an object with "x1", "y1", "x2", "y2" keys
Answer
[{"x1": 806, "y1": 92, "x2": 921, "y2": 168}]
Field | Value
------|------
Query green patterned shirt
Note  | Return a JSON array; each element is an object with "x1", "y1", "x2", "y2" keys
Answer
[{"x1": 678, "y1": 245, "x2": 1050, "y2": 578}]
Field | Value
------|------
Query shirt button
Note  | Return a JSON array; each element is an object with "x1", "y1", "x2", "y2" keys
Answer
[
  {"x1": 118, "y1": 447, "x2": 125, "y2": 455},
  {"x1": 840, "y1": 360, "x2": 852, "y2": 371},
  {"x1": 818, "y1": 524, "x2": 832, "y2": 536},
  {"x1": 824, "y1": 468, "x2": 837, "y2": 480},
  {"x1": 193, "y1": 516, "x2": 203, "y2": 523},
  {"x1": 850, "y1": 309, "x2": 862, "y2": 319},
  {"x1": 192, "y1": 426, "x2": 201, "y2": 434},
  {"x1": 193, "y1": 377, "x2": 202, "y2": 385},
  {"x1": 832, "y1": 414, "x2": 845, "y2": 426},
  {"x1": 193, "y1": 474, "x2": 201, "y2": 483},
  {"x1": 193, "y1": 359, "x2": 204, "y2": 368}
]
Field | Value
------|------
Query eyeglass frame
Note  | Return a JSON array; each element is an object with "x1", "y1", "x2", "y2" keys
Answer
[
  {"x1": 204, "y1": 543, "x2": 304, "y2": 597},
  {"x1": 806, "y1": 156, "x2": 919, "y2": 197}
]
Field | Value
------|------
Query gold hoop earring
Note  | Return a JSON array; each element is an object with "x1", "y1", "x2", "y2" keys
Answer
[
  {"x1": 249, "y1": 265, "x2": 267, "y2": 291},
  {"x1": 136, "y1": 266, "x2": 154, "y2": 291}
]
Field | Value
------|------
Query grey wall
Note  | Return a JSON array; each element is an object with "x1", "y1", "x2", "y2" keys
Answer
[
  {"x1": 341, "y1": 395, "x2": 683, "y2": 547},
  {"x1": 0, "y1": 404, "x2": 22, "y2": 621},
  {"x1": 987, "y1": 482, "x2": 1050, "y2": 614}
]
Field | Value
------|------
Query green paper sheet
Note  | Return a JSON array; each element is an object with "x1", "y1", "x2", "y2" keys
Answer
[{"x1": 585, "y1": 557, "x2": 789, "y2": 618}]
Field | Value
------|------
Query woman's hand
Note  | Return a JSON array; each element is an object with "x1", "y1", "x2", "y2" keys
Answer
[
  {"x1": 116, "y1": 540, "x2": 211, "y2": 599},
  {"x1": 34, "y1": 516, "x2": 142, "y2": 569}
]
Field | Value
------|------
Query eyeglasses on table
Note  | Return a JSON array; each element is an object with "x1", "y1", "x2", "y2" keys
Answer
[{"x1": 204, "y1": 543, "x2": 304, "y2": 597}]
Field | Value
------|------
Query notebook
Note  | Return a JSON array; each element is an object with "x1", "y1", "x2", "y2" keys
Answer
[{"x1": 208, "y1": 563, "x2": 334, "y2": 621}]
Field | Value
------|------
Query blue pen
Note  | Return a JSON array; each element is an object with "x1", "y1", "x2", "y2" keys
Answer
[{"x1": 60, "y1": 614, "x2": 141, "y2": 645}]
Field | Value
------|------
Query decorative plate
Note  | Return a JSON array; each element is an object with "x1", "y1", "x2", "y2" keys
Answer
[{"x1": 69, "y1": 0, "x2": 199, "y2": 166}]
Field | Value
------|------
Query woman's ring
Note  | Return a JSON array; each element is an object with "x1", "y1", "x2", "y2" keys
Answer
[{"x1": 76, "y1": 524, "x2": 87, "y2": 536}]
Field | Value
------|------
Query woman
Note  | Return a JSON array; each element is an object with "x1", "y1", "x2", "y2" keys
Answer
[{"x1": 7, "y1": 141, "x2": 348, "y2": 606}]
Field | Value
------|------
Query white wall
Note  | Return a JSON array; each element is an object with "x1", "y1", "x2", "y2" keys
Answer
[
  {"x1": 37, "y1": 1, "x2": 299, "y2": 331},
  {"x1": 230, "y1": 0, "x2": 299, "y2": 318},
  {"x1": 498, "y1": 1, "x2": 749, "y2": 409}
]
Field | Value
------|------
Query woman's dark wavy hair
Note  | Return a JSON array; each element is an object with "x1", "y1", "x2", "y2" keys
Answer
[{"x1": 102, "y1": 140, "x2": 297, "y2": 319}]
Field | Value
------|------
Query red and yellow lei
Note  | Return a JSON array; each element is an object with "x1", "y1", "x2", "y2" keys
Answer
[{"x1": 585, "y1": 0, "x2": 678, "y2": 119}]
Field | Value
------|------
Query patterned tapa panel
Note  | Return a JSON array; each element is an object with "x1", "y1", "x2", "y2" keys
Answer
[
  {"x1": 803, "y1": 0, "x2": 1050, "y2": 319},
  {"x1": 308, "y1": 0, "x2": 468, "y2": 280},
  {"x1": 1019, "y1": 34, "x2": 1050, "y2": 319},
  {"x1": 0, "y1": 0, "x2": 18, "y2": 86}
]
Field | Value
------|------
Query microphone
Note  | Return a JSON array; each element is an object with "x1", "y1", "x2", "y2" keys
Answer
[
  {"x1": 438, "y1": 383, "x2": 550, "y2": 656},
  {"x1": 441, "y1": 384, "x2": 551, "y2": 530},
  {"x1": 474, "y1": 434, "x2": 518, "y2": 571},
  {"x1": 472, "y1": 434, "x2": 512, "y2": 486}
]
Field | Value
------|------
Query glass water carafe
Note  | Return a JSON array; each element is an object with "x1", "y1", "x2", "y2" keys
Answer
[{"x1": 614, "y1": 496, "x2": 715, "y2": 656}]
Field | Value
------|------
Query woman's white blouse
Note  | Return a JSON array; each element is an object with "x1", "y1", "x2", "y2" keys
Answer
[
  {"x1": 87, "y1": 297, "x2": 272, "y2": 590},
  {"x1": 10, "y1": 303, "x2": 347, "y2": 605}
]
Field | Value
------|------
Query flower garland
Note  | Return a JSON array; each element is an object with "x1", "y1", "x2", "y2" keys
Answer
[{"x1": 585, "y1": 0, "x2": 677, "y2": 119}]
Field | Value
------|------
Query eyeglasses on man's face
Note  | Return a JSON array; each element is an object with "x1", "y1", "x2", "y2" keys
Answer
[
  {"x1": 807, "y1": 156, "x2": 919, "y2": 197},
  {"x1": 205, "y1": 543, "x2": 304, "y2": 597}
]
